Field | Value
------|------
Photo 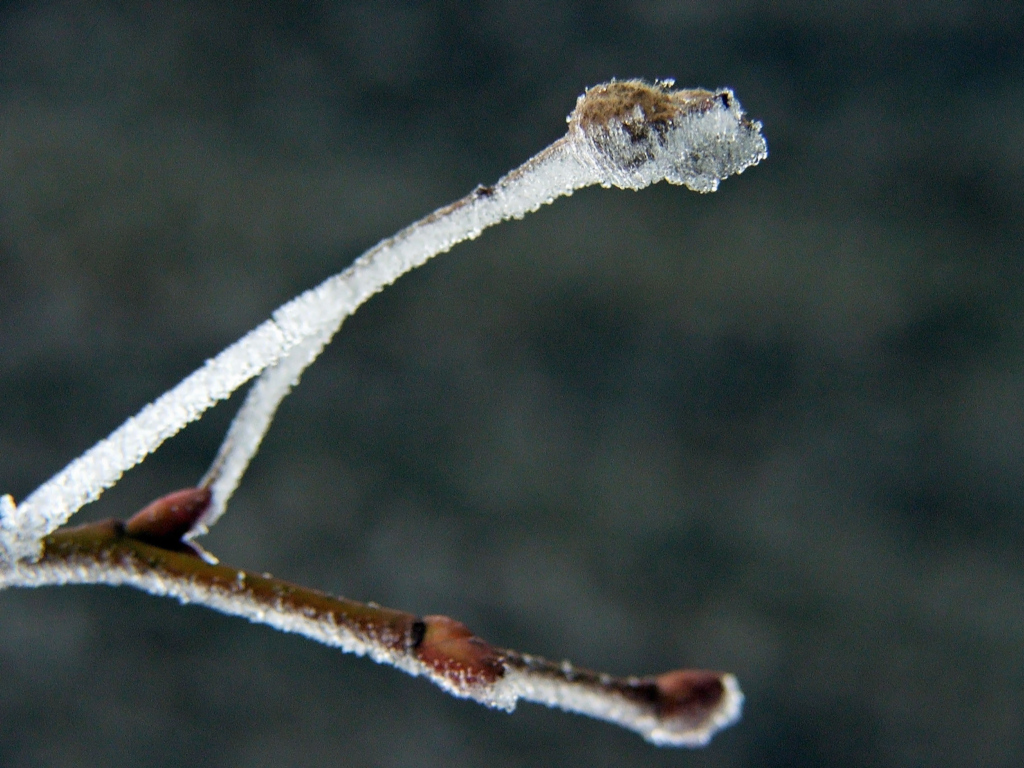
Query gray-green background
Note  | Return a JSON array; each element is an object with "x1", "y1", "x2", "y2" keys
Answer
[{"x1": 2, "y1": 2, "x2": 1022, "y2": 766}]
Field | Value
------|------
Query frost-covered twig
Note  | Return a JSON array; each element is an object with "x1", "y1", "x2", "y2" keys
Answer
[
  {"x1": 193, "y1": 80, "x2": 768, "y2": 534},
  {"x1": 0, "y1": 79, "x2": 765, "y2": 562},
  {"x1": 194, "y1": 329, "x2": 335, "y2": 538},
  {"x1": 0, "y1": 491, "x2": 742, "y2": 747}
]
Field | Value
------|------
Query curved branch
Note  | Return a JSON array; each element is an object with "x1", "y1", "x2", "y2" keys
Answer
[{"x1": 1, "y1": 79, "x2": 767, "y2": 562}]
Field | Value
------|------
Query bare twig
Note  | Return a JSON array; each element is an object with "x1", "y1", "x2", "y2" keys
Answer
[{"x1": 0, "y1": 488, "x2": 742, "y2": 747}]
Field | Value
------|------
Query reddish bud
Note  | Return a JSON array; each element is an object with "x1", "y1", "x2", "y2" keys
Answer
[
  {"x1": 416, "y1": 615, "x2": 504, "y2": 685},
  {"x1": 651, "y1": 669, "x2": 728, "y2": 725},
  {"x1": 124, "y1": 487, "x2": 211, "y2": 550}
]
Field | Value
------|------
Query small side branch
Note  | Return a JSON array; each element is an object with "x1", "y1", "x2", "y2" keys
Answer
[{"x1": 0, "y1": 512, "x2": 741, "y2": 747}]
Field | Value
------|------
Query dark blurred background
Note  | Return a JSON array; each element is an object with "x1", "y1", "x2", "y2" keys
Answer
[{"x1": 1, "y1": 2, "x2": 1023, "y2": 766}]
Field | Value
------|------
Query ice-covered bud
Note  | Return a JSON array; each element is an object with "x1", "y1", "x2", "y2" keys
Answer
[
  {"x1": 646, "y1": 670, "x2": 744, "y2": 746},
  {"x1": 567, "y1": 79, "x2": 767, "y2": 193}
]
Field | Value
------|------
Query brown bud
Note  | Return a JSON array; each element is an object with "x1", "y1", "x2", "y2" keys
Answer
[
  {"x1": 651, "y1": 669, "x2": 729, "y2": 725},
  {"x1": 415, "y1": 615, "x2": 505, "y2": 685},
  {"x1": 568, "y1": 79, "x2": 719, "y2": 135},
  {"x1": 124, "y1": 487, "x2": 211, "y2": 549}
]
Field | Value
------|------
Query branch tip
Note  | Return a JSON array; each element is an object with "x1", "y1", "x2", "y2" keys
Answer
[{"x1": 567, "y1": 77, "x2": 767, "y2": 192}]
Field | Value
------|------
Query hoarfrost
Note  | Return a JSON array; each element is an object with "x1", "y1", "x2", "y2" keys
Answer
[
  {"x1": 567, "y1": 80, "x2": 767, "y2": 193},
  {"x1": 194, "y1": 329, "x2": 335, "y2": 536},
  {"x1": 492, "y1": 668, "x2": 743, "y2": 747},
  {"x1": 0, "y1": 495, "x2": 16, "y2": 562}
]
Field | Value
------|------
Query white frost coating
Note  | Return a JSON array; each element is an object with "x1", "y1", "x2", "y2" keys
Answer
[
  {"x1": 0, "y1": 144, "x2": 594, "y2": 562},
  {"x1": 186, "y1": 144, "x2": 599, "y2": 532},
  {"x1": 568, "y1": 83, "x2": 767, "y2": 193},
  {"x1": 0, "y1": 495, "x2": 16, "y2": 562},
  {"x1": 1, "y1": 79, "x2": 767, "y2": 560},
  {"x1": 0, "y1": 555, "x2": 512, "y2": 714},
  {"x1": 496, "y1": 668, "x2": 743, "y2": 747},
  {"x1": 1, "y1": 319, "x2": 294, "y2": 563},
  {"x1": 193, "y1": 329, "x2": 335, "y2": 536}
]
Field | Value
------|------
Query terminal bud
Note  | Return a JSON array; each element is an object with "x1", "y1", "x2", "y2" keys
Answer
[{"x1": 567, "y1": 79, "x2": 767, "y2": 192}]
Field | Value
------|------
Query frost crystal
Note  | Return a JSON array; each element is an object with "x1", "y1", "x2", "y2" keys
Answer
[
  {"x1": 567, "y1": 79, "x2": 767, "y2": 193},
  {"x1": 0, "y1": 495, "x2": 17, "y2": 562}
]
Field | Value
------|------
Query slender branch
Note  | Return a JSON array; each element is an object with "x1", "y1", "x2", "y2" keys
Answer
[
  {"x1": 194, "y1": 329, "x2": 335, "y2": 538},
  {"x1": 195, "y1": 81, "x2": 769, "y2": 533},
  {"x1": 1, "y1": 510, "x2": 742, "y2": 747}
]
